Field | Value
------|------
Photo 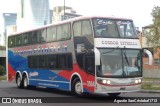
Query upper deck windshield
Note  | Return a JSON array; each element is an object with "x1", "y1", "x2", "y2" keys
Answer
[{"x1": 92, "y1": 18, "x2": 137, "y2": 38}]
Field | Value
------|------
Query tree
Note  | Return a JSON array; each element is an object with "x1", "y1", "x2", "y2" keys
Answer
[
  {"x1": 145, "y1": 6, "x2": 160, "y2": 49},
  {"x1": 0, "y1": 66, "x2": 6, "y2": 76}
]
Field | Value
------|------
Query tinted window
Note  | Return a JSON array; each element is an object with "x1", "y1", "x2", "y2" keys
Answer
[
  {"x1": 22, "y1": 33, "x2": 28, "y2": 45},
  {"x1": 8, "y1": 36, "x2": 15, "y2": 47},
  {"x1": 48, "y1": 55, "x2": 57, "y2": 68},
  {"x1": 28, "y1": 53, "x2": 72, "y2": 70},
  {"x1": 15, "y1": 35, "x2": 21, "y2": 46},
  {"x1": 28, "y1": 31, "x2": 39, "y2": 44}
]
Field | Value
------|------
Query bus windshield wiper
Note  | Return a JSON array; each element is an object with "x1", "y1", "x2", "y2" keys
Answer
[{"x1": 123, "y1": 50, "x2": 129, "y2": 65}]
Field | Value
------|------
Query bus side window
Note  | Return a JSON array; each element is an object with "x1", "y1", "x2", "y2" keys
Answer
[
  {"x1": 62, "y1": 24, "x2": 71, "y2": 39},
  {"x1": 57, "y1": 54, "x2": 72, "y2": 70},
  {"x1": 48, "y1": 55, "x2": 57, "y2": 69},
  {"x1": 73, "y1": 21, "x2": 81, "y2": 36},
  {"x1": 85, "y1": 54, "x2": 95, "y2": 75},
  {"x1": 8, "y1": 36, "x2": 15, "y2": 47},
  {"x1": 40, "y1": 29, "x2": 46, "y2": 42},
  {"x1": 29, "y1": 31, "x2": 38, "y2": 43},
  {"x1": 57, "y1": 24, "x2": 71, "y2": 41},
  {"x1": 39, "y1": 56, "x2": 48, "y2": 68},
  {"x1": 82, "y1": 20, "x2": 92, "y2": 36},
  {"x1": 57, "y1": 25, "x2": 62, "y2": 40},
  {"x1": 15, "y1": 35, "x2": 21, "y2": 46},
  {"x1": 22, "y1": 33, "x2": 28, "y2": 45},
  {"x1": 46, "y1": 27, "x2": 57, "y2": 42}
]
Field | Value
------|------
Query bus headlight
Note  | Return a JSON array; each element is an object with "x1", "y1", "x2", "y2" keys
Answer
[
  {"x1": 135, "y1": 80, "x2": 139, "y2": 84},
  {"x1": 97, "y1": 79, "x2": 111, "y2": 85},
  {"x1": 102, "y1": 80, "x2": 107, "y2": 84},
  {"x1": 106, "y1": 80, "x2": 111, "y2": 84},
  {"x1": 138, "y1": 79, "x2": 142, "y2": 83},
  {"x1": 135, "y1": 79, "x2": 141, "y2": 84}
]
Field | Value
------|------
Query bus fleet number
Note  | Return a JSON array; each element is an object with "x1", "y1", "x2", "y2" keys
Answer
[{"x1": 87, "y1": 81, "x2": 94, "y2": 87}]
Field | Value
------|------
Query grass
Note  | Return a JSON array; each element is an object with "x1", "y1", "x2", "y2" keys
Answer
[
  {"x1": 142, "y1": 78, "x2": 160, "y2": 81},
  {"x1": 0, "y1": 76, "x2": 7, "y2": 81},
  {"x1": 141, "y1": 78, "x2": 160, "y2": 90}
]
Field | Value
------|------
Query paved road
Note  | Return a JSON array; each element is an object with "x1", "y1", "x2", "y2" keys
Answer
[{"x1": 0, "y1": 81, "x2": 160, "y2": 106}]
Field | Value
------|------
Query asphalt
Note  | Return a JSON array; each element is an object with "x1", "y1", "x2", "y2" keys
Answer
[{"x1": 140, "y1": 90, "x2": 160, "y2": 93}]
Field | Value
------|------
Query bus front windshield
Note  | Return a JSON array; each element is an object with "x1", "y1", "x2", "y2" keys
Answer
[
  {"x1": 96, "y1": 49, "x2": 142, "y2": 77},
  {"x1": 93, "y1": 18, "x2": 137, "y2": 38}
]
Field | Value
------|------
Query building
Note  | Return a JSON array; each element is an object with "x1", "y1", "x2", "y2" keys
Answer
[
  {"x1": 17, "y1": 0, "x2": 50, "y2": 32},
  {"x1": 52, "y1": 6, "x2": 81, "y2": 23},
  {"x1": 139, "y1": 25, "x2": 160, "y2": 78},
  {"x1": 0, "y1": 13, "x2": 17, "y2": 46},
  {"x1": 0, "y1": 46, "x2": 6, "y2": 68},
  {"x1": 6, "y1": 25, "x2": 17, "y2": 36}
]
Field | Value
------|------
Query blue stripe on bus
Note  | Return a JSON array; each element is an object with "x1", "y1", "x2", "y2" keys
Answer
[{"x1": 8, "y1": 50, "x2": 70, "y2": 91}]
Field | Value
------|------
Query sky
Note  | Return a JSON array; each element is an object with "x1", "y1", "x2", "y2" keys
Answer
[{"x1": 0, "y1": 0, "x2": 160, "y2": 30}]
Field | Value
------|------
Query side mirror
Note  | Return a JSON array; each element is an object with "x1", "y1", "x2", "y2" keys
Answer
[{"x1": 143, "y1": 49, "x2": 153, "y2": 65}]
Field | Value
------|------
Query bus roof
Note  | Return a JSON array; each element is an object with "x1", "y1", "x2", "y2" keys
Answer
[{"x1": 9, "y1": 16, "x2": 133, "y2": 36}]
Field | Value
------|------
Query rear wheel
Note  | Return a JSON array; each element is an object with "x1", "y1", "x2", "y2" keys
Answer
[
  {"x1": 22, "y1": 75, "x2": 29, "y2": 89},
  {"x1": 16, "y1": 74, "x2": 23, "y2": 88},
  {"x1": 108, "y1": 93, "x2": 121, "y2": 97},
  {"x1": 72, "y1": 78, "x2": 84, "y2": 96}
]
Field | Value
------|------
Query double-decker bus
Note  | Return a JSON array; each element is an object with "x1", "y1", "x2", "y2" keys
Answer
[{"x1": 7, "y1": 16, "x2": 142, "y2": 96}]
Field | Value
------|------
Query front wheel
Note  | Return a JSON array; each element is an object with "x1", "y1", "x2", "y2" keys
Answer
[
  {"x1": 72, "y1": 78, "x2": 84, "y2": 96},
  {"x1": 108, "y1": 93, "x2": 121, "y2": 97}
]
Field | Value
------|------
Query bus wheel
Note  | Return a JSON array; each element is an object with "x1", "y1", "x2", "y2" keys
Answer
[
  {"x1": 16, "y1": 74, "x2": 23, "y2": 89},
  {"x1": 72, "y1": 78, "x2": 83, "y2": 96},
  {"x1": 22, "y1": 75, "x2": 29, "y2": 89},
  {"x1": 108, "y1": 93, "x2": 121, "y2": 97}
]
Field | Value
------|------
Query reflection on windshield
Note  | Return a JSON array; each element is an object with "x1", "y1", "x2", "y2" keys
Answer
[
  {"x1": 93, "y1": 18, "x2": 137, "y2": 38},
  {"x1": 97, "y1": 49, "x2": 141, "y2": 77},
  {"x1": 117, "y1": 21, "x2": 137, "y2": 38}
]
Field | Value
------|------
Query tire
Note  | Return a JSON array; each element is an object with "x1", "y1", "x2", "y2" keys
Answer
[
  {"x1": 16, "y1": 74, "x2": 23, "y2": 89},
  {"x1": 108, "y1": 93, "x2": 121, "y2": 97},
  {"x1": 22, "y1": 75, "x2": 29, "y2": 89},
  {"x1": 72, "y1": 78, "x2": 84, "y2": 96}
]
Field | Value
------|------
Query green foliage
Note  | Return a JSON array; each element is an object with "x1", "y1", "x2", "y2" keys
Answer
[
  {"x1": 0, "y1": 66, "x2": 6, "y2": 76},
  {"x1": 145, "y1": 6, "x2": 160, "y2": 50},
  {"x1": 151, "y1": 6, "x2": 160, "y2": 26},
  {"x1": 142, "y1": 78, "x2": 160, "y2": 90},
  {"x1": 0, "y1": 46, "x2": 5, "y2": 50}
]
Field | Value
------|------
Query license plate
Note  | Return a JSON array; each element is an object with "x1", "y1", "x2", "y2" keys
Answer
[{"x1": 120, "y1": 87, "x2": 126, "y2": 90}]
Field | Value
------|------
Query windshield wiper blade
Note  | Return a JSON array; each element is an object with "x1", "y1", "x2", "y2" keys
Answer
[{"x1": 123, "y1": 50, "x2": 129, "y2": 65}]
